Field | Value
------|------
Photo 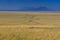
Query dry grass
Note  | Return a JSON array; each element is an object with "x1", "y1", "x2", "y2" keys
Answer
[
  {"x1": 0, "y1": 12, "x2": 60, "y2": 40},
  {"x1": 0, "y1": 12, "x2": 60, "y2": 25}
]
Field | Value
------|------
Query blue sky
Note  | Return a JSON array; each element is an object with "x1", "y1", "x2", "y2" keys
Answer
[{"x1": 0, "y1": 0, "x2": 60, "y2": 10}]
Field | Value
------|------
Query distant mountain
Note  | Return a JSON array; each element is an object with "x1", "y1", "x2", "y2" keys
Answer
[
  {"x1": 18, "y1": 6, "x2": 49, "y2": 11},
  {"x1": 30, "y1": 7, "x2": 48, "y2": 11},
  {"x1": 0, "y1": 6, "x2": 52, "y2": 11}
]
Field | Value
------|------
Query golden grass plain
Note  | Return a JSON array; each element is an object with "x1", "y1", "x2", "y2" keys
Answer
[{"x1": 0, "y1": 12, "x2": 60, "y2": 40}]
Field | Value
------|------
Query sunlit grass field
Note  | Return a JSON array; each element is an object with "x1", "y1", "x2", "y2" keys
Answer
[{"x1": 0, "y1": 12, "x2": 60, "y2": 40}]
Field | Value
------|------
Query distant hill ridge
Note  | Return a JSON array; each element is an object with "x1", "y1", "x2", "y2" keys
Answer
[
  {"x1": 18, "y1": 6, "x2": 49, "y2": 11},
  {"x1": 0, "y1": 6, "x2": 52, "y2": 11}
]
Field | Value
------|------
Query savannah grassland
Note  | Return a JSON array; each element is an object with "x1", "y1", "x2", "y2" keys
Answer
[{"x1": 0, "y1": 12, "x2": 60, "y2": 40}]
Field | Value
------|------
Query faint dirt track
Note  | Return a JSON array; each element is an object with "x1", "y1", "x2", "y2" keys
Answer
[{"x1": 0, "y1": 24, "x2": 60, "y2": 28}]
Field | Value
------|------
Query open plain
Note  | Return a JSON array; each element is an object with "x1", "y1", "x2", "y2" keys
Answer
[{"x1": 0, "y1": 12, "x2": 60, "y2": 40}]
